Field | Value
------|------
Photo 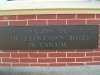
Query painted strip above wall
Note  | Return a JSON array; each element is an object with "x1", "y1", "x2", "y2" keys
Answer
[{"x1": 0, "y1": 9, "x2": 100, "y2": 15}]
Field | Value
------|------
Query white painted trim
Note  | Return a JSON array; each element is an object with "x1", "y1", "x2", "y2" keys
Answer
[{"x1": 0, "y1": 0, "x2": 100, "y2": 10}]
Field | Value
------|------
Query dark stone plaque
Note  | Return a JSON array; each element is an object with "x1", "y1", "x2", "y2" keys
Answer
[{"x1": 0, "y1": 25, "x2": 99, "y2": 50}]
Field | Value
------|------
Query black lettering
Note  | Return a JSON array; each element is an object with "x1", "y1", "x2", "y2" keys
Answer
[
  {"x1": 41, "y1": 29, "x2": 53, "y2": 34},
  {"x1": 69, "y1": 35, "x2": 90, "y2": 41},
  {"x1": 8, "y1": 35, "x2": 18, "y2": 41},
  {"x1": 40, "y1": 42, "x2": 67, "y2": 48},
  {"x1": 28, "y1": 29, "x2": 38, "y2": 34}
]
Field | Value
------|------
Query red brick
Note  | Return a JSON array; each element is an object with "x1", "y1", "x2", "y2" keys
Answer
[
  {"x1": 77, "y1": 14, "x2": 95, "y2": 19},
  {"x1": 48, "y1": 53, "x2": 66, "y2": 57},
  {"x1": 0, "y1": 16, "x2": 5, "y2": 20},
  {"x1": 96, "y1": 14, "x2": 100, "y2": 18},
  {"x1": 9, "y1": 21, "x2": 27, "y2": 26},
  {"x1": 0, "y1": 53, "x2": 10, "y2": 57},
  {"x1": 67, "y1": 20, "x2": 85, "y2": 24},
  {"x1": 0, "y1": 63, "x2": 11, "y2": 66},
  {"x1": 76, "y1": 58, "x2": 92, "y2": 62},
  {"x1": 0, "y1": 21, "x2": 8, "y2": 26},
  {"x1": 18, "y1": 15, "x2": 36, "y2": 20},
  {"x1": 28, "y1": 20, "x2": 46, "y2": 26},
  {"x1": 57, "y1": 58, "x2": 75, "y2": 62},
  {"x1": 99, "y1": 37, "x2": 100, "y2": 41},
  {"x1": 94, "y1": 57, "x2": 100, "y2": 61},
  {"x1": 30, "y1": 63, "x2": 48, "y2": 66},
  {"x1": 37, "y1": 14, "x2": 56, "y2": 19},
  {"x1": 67, "y1": 63, "x2": 84, "y2": 66},
  {"x1": 12, "y1": 63, "x2": 29, "y2": 66},
  {"x1": 48, "y1": 20, "x2": 66, "y2": 25},
  {"x1": 20, "y1": 58, "x2": 37, "y2": 63},
  {"x1": 2, "y1": 50, "x2": 18, "y2": 53},
  {"x1": 0, "y1": 15, "x2": 16, "y2": 20},
  {"x1": 0, "y1": 51, "x2": 2, "y2": 53},
  {"x1": 38, "y1": 58, "x2": 56, "y2": 63},
  {"x1": 7, "y1": 15, "x2": 16, "y2": 20},
  {"x1": 87, "y1": 20, "x2": 100, "y2": 24},
  {"x1": 57, "y1": 14, "x2": 76, "y2": 19},
  {"x1": 49, "y1": 63, "x2": 66, "y2": 66},
  {"x1": 29, "y1": 53, "x2": 47, "y2": 58},
  {"x1": 86, "y1": 52, "x2": 100, "y2": 56},
  {"x1": 57, "y1": 50, "x2": 75, "y2": 52},
  {"x1": 38, "y1": 50, "x2": 56, "y2": 52},
  {"x1": 2, "y1": 58, "x2": 19, "y2": 63},
  {"x1": 86, "y1": 62, "x2": 100, "y2": 65},
  {"x1": 98, "y1": 42, "x2": 100, "y2": 46},
  {"x1": 19, "y1": 50, "x2": 37, "y2": 52},
  {"x1": 76, "y1": 50, "x2": 94, "y2": 52},
  {"x1": 67, "y1": 53, "x2": 85, "y2": 57},
  {"x1": 96, "y1": 47, "x2": 100, "y2": 52},
  {"x1": 11, "y1": 53, "x2": 28, "y2": 58}
]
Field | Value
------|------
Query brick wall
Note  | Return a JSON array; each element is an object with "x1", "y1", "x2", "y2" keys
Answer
[{"x1": 0, "y1": 14, "x2": 100, "y2": 66}]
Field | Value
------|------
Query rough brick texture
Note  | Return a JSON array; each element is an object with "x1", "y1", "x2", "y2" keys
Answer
[{"x1": 0, "y1": 14, "x2": 100, "y2": 66}]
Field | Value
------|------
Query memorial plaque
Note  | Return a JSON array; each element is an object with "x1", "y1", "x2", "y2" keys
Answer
[{"x1": 0, "y1": 25, "x2": 99, "y2": 50}]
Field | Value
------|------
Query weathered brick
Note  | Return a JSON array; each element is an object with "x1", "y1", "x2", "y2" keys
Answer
[
  {"x1": 86, "y1": 52, "x2": 100, "y2": 56},
  {"x1": 18, "y1": 15, "x2": 36, "y2": 20},
  {"x1": 57, "y1": 14, "x2": 76, "y2": 19},
  {"x1": 77, "y1": 14, "x2": 95, "y2": 19},
  {"x1": 48, "y1": 53, "x2": 66, "y2": 57},
  {"x1": 0, "y1": 63, "x2": 11, "y2": 66},
  {"x1": 37, "y1": 14, "x2": 56, "y2": 19},
  {"x1": 57, "y1": 58, "x2": 75, "y2": 62},
  {"x1": 67, "y1": 53, "x2": 85, "y2": 57},
  {"x1": 38, "y1": 58, "x2": 56, "y2": 63},
  {"x1": 0, "y1": 15, "x2": 16, "y2": 20},
  {"x1": 2, "y1": 50, "x2": 18, "y2": 53},
  {"x1": 67, "y1": 63, "x2": 84, "y2": 66},
  {"x1": 48, "y1": 20, "x2": 66, "y2": 25},
  {"x1": 11, "y1": 53, "x2": 28, "y2": 58},
  {"x1": 0, "y1": 21, "x2": 8, "y2": 26},
  {"x1": 28, "y1": 20, "x2": 46, "y2": 26},
  {"x1": 29, "y1": 53, "x2": 47, "y2": 58},
  {"x1": 86, "y1": 62, "x2": 100, "y2": 65},
  {"x1": 2, "y1": 58, "x2": 19, "y2": 63},
  {"x1": 87, "y1": 20, "x2": 100, "y2": 24},
  {"x1": 94, "y1": 57, "x2": 100, "y2": 61},
  {"x1": 49, "y1": 63, "x2": 66, "y2": 66},
  {"x1": 57, "y1": 50, "x2": 75, "y2": 52},
  {"x1": 76, "y1": 58, "x2": 92, "y2": 62},
  {"x1": 12, "y1": 63, "x2": 29, "y2": 66},
  {"x1": 0, "y1": 53, "x2": 10, "y2": 57},
  {"x1": 30, "y1": 63, "x2": 48, "y2": 66},
  {"x1": 96, "y1": 14, "x2": 100, "y2": 18},
  {"x1": 9, "y1": 21, "x2": 27, "y2": 26},
  {"x1": 67, "y1": 20, "x2": 85, "y2": 24},
  {"x1": 20, "y1": 58, "x2": 37, "y2": 63}
]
